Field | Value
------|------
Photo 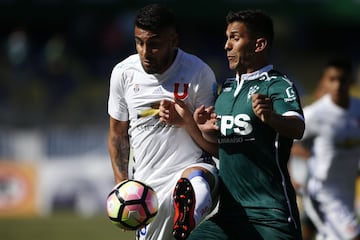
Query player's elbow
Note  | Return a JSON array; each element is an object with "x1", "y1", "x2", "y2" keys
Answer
[{"x1": 293, "y1": 120, "x2": 305, "y2": 140}]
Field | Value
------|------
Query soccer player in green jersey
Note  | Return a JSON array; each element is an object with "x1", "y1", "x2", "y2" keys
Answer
[{"x1": 159, "y1": 9, "x2": 305, "y2": 239}]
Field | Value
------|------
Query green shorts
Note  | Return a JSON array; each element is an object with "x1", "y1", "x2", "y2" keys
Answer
[{"x1": 188, "y1": 211, "x2": 302, "y2": 240}]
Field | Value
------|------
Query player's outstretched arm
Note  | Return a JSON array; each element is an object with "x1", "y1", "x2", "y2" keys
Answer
[
  {"x1": 159, "y1": 98, "x2": 219, "y2": 157},
  {"x1": 108, "y1": 117, "x2": 130, "y2": 183}
]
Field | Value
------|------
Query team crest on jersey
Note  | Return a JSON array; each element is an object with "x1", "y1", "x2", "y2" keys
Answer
[
  {"x1": 284, "y1": 87, "x2": 297, "y2": 102},
  {"x1": 134, "y1": 84, "x2": 140, "y2": 93},
  {"x1": 247, "y1": 85, "x2": 259, "y2": 101},
  {"x1": 174, "y1": 83, "x2": 189, "y2": 100}
]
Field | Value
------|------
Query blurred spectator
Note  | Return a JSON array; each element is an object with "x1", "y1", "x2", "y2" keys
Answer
[{"x1": 292, "y1": 59, "x2": 360, "y2": 240}]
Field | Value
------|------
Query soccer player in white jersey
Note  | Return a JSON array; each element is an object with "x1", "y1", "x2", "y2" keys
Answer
[
  {"x1": 294, "y1": 59, "x2": 360, "y2": 240},
  {"x1": 107, "y1": 4, "x2": 218, "y2": 240}
]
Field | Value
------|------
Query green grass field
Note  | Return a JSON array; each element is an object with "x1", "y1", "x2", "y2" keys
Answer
[{"x1": 0, "y1": 213, "x2": 135, "y2": 240}]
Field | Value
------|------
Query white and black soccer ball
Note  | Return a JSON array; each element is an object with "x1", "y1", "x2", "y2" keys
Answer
[{"x1": 106, "y1": 180, "x2": 158, "y2": 230}]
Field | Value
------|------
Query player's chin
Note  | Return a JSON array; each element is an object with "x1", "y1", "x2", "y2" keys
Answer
[
  {"x1": 228, "y1": 62, "x2": 237, "y2": 70},
  {"x1": 141, "y1": 62, "x2": 157, "y2": 74},
  {"x1": 143, "y1": 65, "x2": 160, "y2": 74},
  {"x1": 143, "y1": 66, "x2": 158, "y2": 74}
]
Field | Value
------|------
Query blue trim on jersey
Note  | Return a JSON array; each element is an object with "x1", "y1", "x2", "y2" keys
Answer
[{"x1": 188, "y1": 170, "x2": 206, "y2": 180}]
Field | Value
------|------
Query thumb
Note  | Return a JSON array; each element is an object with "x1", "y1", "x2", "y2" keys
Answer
[
  {"x1": 194, "y1": 105, "x2": 206, "y2": 114},
  {"x1": 173, "y1": 97, "x2": 186, "y2": 108}
]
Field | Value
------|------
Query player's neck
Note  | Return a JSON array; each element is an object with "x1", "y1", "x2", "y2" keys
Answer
[
  {"x1": 246, "y1": 57, "x2": 269, "y2": 74},
  {"x1": 332, "y1": 94, "x2": 350, "y2": 109}
]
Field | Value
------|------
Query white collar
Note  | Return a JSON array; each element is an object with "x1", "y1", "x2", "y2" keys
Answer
[
  {"x1": 234, "y1": 65, "x2": 273, "y2": 97},
  {"x1": 239, "y1": 64, "x2": 273, "y2": 82}
]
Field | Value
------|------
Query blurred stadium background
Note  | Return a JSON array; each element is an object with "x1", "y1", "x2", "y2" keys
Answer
[{"x1": 1, "y1": 0, "x2": 360, "y2": 239}]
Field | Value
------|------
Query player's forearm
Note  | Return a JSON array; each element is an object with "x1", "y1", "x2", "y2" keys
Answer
[
  {"x1": 108, "y1": 134, "x2": 130, "y2": 183},
  {"x1": 183, "y1": 117, "x2": 219, "y2": 158},
  {"x1": 201, "y1": 131, "x2": 218, "y2": 144},
  {"x1": 266, "y1": 113, "x2": 305, "y2": 139}
]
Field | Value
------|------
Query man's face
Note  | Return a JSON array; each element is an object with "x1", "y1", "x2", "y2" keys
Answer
[
  {"x1": 134, "y1": 26, "x2": 177, "y2": 74},
  {"x1": 322, "y1": 67, "x2": 352, "y2": 100},
  {"x1": 224, "y1": 21, "x2": 255, "y2": 72}
]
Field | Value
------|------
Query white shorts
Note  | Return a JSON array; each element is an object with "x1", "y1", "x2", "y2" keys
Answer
[
  {"x1": 303, "y1": 178, "x2": 360, "y2": 240},
  {"x1": 135, "y1": 162, "x2": 219, "y2": 240}
]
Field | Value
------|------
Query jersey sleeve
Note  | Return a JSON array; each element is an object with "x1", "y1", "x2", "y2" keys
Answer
[
  {"x1": 108, "y1": 64, "x2": 129, "y2": 121},
  {"x1": 268, "y1": 77, "x2": 304, "y2": 118}
]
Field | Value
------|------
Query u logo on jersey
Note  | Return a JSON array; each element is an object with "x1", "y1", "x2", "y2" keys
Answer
[{"x1": 174, "y1": 83, "x2": 189, "y2": 100}]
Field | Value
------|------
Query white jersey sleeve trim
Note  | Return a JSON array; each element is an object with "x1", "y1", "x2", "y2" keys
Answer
[{"x1": 282, "y1": 111, "x2": 304, "y2": 121}]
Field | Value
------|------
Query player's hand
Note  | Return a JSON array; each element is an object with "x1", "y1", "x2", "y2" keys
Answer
[
  {"x1": 252, "y1": 93, "x2": 273, "y2": 123},
  {"x1": 159, "y1": 98, "x2": 192, "y2": 126},
  {"x1": 194, "y1": 105, "x2": 219, "y2": 133},
  {"x1": 194, "y1": 105, "x2": 214, "y2": 124}
]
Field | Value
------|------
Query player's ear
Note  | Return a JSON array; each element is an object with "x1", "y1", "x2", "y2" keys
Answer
[{"x1": 255, "y1": 38, "x2": 267, "y2": 53}]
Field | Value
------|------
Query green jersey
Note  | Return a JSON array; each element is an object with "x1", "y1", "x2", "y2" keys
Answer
[{"x1": 216, "y1": 65, "x2": 303, "y2": 229}]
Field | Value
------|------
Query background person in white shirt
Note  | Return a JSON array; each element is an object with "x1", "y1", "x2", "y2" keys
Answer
[{"x1": 293, "y1": 59, "x2": 360, "y2": 240}]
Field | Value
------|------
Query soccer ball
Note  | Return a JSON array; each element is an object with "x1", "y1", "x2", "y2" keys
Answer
[{"x1": 106, "y1": 179, "x2": 158, "y2": 230}]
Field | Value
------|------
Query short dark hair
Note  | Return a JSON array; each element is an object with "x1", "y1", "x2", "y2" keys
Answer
[
  {"x1": 324, "y1": 58, "x2": 353, "y2": 84},
  {"x1": 134, "y1": 4, "x2": 177, "y2": 32},
  {"x1": 325, "y1": 58, "x2": 352, "y2": 73},
  {"x1": 226, "y1": 9, "x2": 274, "y2": 47}
]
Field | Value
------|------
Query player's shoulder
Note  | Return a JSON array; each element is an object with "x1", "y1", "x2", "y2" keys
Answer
[
  {"x1": 304, "y1": 95, "x2": 329, "y2": 115},
  {"x1": 112, "y1": 54, "x2": 140, "y2": 72},
  {"x1": 305, "y1": 97, "x2": 324, "y2": 109},
  {"x1": 268, "y1": 69, "x2": 287, "y2": 78},
  {"x1": 179, "y1": 49, "x2": 212, "y2": 69},
  {"x1": 267, "y1": 69, "x2": 292, "y2": 83}
]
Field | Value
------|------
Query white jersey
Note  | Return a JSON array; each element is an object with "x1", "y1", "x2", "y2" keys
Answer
[
  {"x1": 301, "y1": 94, "x2": 360, "y2": 239},
  {"x1": 303, "y1": 94, "x2": 360, "y2": 199},
  {"x1": 108, "y1": 48, "x2": 217, "y2": 240}
]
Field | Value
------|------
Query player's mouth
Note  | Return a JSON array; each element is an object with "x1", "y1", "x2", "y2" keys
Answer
[
  {"x1": 227, "y1": 56, "x2": 235, "y2": 61},
  {"x1": 142, "y1": 59, "x2": 158, "y2": 73},
  {"x1": 143, "y1": 59, "x2": 152, "y2": 67}
]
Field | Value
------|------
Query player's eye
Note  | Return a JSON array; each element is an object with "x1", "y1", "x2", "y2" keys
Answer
[
  {"x1": 135, "y1": 38, "x2": 143, "y2": 46},
  {"x1": 230, "y1": 34, "x2": 240, "y2": 41},
  {"x1": 147, "y1": 40, "x2": 162, "y2": 49}
]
